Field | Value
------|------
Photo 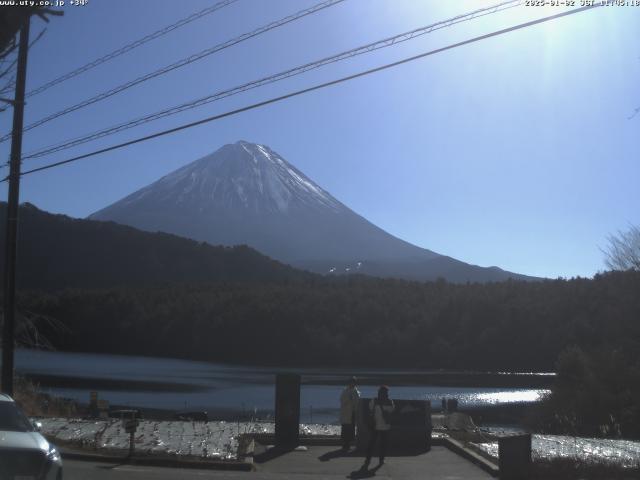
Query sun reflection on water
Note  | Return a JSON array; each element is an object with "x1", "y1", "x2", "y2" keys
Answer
[{"x1": 473, "y1": 389, "x2": 549, "y2": 404}]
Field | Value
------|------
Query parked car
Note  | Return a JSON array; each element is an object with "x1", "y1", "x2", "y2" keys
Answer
[{"x1": 0, "y1": 393, "x2": 63, "y2": 480}]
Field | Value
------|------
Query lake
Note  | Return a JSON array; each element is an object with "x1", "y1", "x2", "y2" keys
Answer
[{"x1": 15, "y1": 349, "x2": 552, "y2": 424}]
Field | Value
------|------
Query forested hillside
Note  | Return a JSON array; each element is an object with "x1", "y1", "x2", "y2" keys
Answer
[
  {"x1": 0, "y1": 202, "x2": 311, "y2": 290},
  {"x1": 19, "y1": 271, "x2": 640, "y2": 372},
  {"x1": 7, "y1": 201, "x2": 639, "y2": 437}
]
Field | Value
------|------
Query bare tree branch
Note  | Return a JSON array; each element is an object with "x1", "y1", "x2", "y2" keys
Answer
[
  {"x1": 0, "y1": 309, "x2": 69, "y2": 350},
  {"x1": 0, "y1": 77, "x2": 15, "y2": 92},
  {"x1": 28, "y1": 27, "x2": 46, "y2": 50},
  {"x1": 0, "y1": 27, "x2": 46, "y2": 115},
  {"x1": 603, "y1": 225, "x2": 640, "y2": 271},
  {"x1": 0, "y1": 40, "x2": 17, "y2": 62},
  {"x1": 0, "y1": 57, "x2": 17, "y2": 81},
  {"x1": 0, "y1": 28, "x2": 44, "y2": 82}
]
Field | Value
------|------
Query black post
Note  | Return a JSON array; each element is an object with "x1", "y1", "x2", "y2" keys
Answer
[
  {"x1": 128, "y1": 418, "x2": 135, "y2": 458},
  {"x1": 274, "y1": 373, "x2": 300, "y2": 448},
  {"x1": 498, "y1": 434, "x2": 532, "y2": 480},
  {"x1": 1, "y1": 18, "x2": 30, "y2": 396}
]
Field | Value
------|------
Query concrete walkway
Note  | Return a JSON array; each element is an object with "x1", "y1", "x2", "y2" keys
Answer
[
  {"x1": 254, "y1": 445, "x2": 494, "y2": 479},
  {"x1": 62, "y1": 445, "x2": 495, "y2": 479}
]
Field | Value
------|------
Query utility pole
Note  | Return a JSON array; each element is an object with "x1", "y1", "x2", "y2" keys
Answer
[{"x1": 1, "y1": 17, "x2": 31, "y2": 396}]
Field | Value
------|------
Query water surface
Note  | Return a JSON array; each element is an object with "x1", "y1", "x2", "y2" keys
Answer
[{"x1": 16, "y1": 349, "x2": 550, "y2": 424}]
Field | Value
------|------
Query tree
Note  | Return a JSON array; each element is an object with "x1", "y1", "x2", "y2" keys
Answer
[
  {"x1": 0, "y1": 7, "x2": 59, "y2": 60},
  {"x1": 603, "y1": 225, "x2": 640, "y2": 271}
]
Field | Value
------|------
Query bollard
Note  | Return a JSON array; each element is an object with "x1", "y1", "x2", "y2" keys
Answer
[
  {"x1": 129, "y1": 429, "x2": 134, "y2": 457},
  {"x1": 124, "y1": 411, "x2": 139, "y2": 458},
  {"x1": 89, "y1": 391, "x2": 98, "y2": 418},
  {"x1": 275, "y1": 374, "x2": 300, "y2": 448},
  {"x1": 498, "y1": 433, "x2": 532, "y2": 480}
]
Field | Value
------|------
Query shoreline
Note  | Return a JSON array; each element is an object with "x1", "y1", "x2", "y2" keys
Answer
[
  {"x1": 15, "y1": 347, "x2": 555, "y2": 387},
  {"x1": 21, "y1": 370, "x2": 554, "y2": 392},
  {"x1": 33, "y1": 396, "x2": 539, "y2": 427},
  {"x1": 35, "y1": 415, "x2": 640, "y2": 472}
]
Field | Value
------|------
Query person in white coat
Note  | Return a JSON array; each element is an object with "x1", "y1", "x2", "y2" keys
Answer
[
  {"x1": 365, "y1": 385, "x2": 394, "y2": 466},
  {"x1": 339, "y1": 376, "x2": 360, "y2": 451}
]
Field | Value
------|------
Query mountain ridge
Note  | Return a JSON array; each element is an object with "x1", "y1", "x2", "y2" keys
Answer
[
  {"x1": 0, "y1": 202, "x2": 310, "y2": 291},
  {"x1": 90, "y1": 141, "x2": 537, "y2": 282}
]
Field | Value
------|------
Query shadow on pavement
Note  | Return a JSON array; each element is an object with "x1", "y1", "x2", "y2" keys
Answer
[
  {"x1": 319, "y1": 448, "x2": 353, "y2": 462},
  {"x1": 320, "y1": 446, "x2": 430, "y2": 462},
  {"x1": 348, "y1": 463, "x2": 382, "y2": 478},
  {"x1": 253, "y1": 446, "x2": 294, "y2": 464}
]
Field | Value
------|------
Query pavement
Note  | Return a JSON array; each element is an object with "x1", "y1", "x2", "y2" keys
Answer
[
  {"x1": 63, "y1": 444, "x2": 495, "y2": 479},
  {"x1": 63, "y1": 459, "x2": 250, "y2": 479}
]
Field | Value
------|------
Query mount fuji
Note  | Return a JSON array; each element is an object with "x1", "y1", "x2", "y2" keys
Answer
[{"x1": 90, "y1": 141, "x2": 533, "y2": 282}]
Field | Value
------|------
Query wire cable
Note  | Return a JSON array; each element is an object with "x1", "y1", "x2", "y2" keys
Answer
[
  {"x1": 0, "y1": 0, "x2": 346, "y2": 143},
  {"x1": 21, "y1": 0, "x2": 521, "y2": 160},
  {"x1": 0, "y1": 28, "x2": 47, "y2": 114},
  {"x1": 25, "y1": 0, "x2": 239, "y2": 99},
  {"x1": 0, "y1": 27, "x2": 46, "y2": 82},
  {"x1": 12, "y1": 4, "x2": 600, "y2": 180}
]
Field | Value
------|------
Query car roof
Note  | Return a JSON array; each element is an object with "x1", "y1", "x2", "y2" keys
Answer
[{"x1": 0, "y1": 393, "x2": 15, "y2": 402}]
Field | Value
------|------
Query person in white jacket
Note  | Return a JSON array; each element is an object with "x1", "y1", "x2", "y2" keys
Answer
[
  {"x1": 339, "y1": 376, "x2": 360, "y2": 451},
  {"x1": 365, "y1": 385, "x2": 394, "y2": 466}
]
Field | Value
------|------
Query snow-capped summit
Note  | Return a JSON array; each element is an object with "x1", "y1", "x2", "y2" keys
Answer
[
  {"x1": 149, "y1": 141, "x2": 341, "y2": 214},
  {"x1": 90, "y1": 141, "x2": 532, "y2": 282},
  {"x1": 113, "y1": 141, "x2": 342, "y2": 215}
]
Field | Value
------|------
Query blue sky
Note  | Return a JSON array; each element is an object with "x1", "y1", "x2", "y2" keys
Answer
[{"x1": 0, "y1": 0, "x2": 638, "y2": 279}]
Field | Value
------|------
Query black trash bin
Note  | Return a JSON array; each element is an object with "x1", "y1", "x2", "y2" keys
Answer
[
  {"x1": 498, "y1": 433, "x2": 532, "y2": 479},
  {"x1": 356, "y1": 398, "x2": 431, "y2": 454}
]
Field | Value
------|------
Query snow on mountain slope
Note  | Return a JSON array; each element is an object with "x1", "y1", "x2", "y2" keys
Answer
[
  {"x1": 116, "y1": 141, "x2": 341, "y2": 215},
  {"x1": 90, "y1": 141, "x2": 532, "y2": 282}
]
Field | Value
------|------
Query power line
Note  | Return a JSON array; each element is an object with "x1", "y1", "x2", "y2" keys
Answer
[
  {"x1": 24, "y1": 0, "x2": 239, "y2": 99},
  {"x1": 0, "y1": 57, "x2": 18, "y2": 81},
  {"x1": 21, "y1": 0, "x2": 521, "y2": 161},
  {"x1": 0, "y1": 28, "x2": 47, "y2": 113},
  {"x1": 1, "y1": 27, "x2": 46, "y2": 80},
  {"x1": 12, "y1": 4, "x2": 600, "y2": 180},
  {"x1": 2, "y1": 0, "x2": 347, "y2": 143}
]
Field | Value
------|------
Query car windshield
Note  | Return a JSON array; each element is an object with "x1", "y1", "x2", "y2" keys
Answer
[{"x1": 0, "y1": 402, "x2": 35, "y2": 432}]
